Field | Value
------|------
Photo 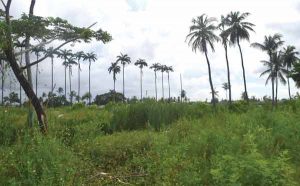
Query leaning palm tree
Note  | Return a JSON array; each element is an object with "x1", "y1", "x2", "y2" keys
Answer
[
  {"x1": 224, "y1": 11, "x2": 255, "y2": 101},
  {"x1": 165, "y1": 66, "x2": 174, "y2": 101},
  {"x1": 219, "y1": 15, "x2": 232, "y2": 104},
  {"x1": 57, "y1": 49, "x2": 72, "y2": 100},
  {"x1": 31, "y1": 46, "x2": 45, "y2": 96},
  {"x1": 116, "y1": 53, "x2": 131, "y2": 102},
  {"x1": 75, "y1": 51, "x2": 85, "y2": 102},
  {"x1": 134, "y1": 59, "x2": 148, "y2": 100},
  {"x1": 281, "y1": 45, "x2": 299, "y2": 100},
  {"x1": 251, "y1": 33, "x2": 284, "y2": 105},
  {"x1": 186, "y1": 14, "x2": 219, "y2": 107},
  {"x1": 83, "y1": 52, "x2": 97, "y2": 105},
  {"x1": 108, "y1": 62, "x2": 121, "y2": 102},
  {"x1": 150, "y1": 63, "x2": 161, "y2": 101}
]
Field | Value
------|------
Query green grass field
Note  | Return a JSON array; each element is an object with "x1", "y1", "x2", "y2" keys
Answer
[{"x1": 1, "y1": 100, "x2": 300, "y2": 185}]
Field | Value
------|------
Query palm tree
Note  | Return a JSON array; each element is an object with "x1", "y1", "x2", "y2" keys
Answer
[
  {"x1": 108, "y1": 62, "x2": 121, "y2": 102},
  {"x1": 57, "y1": 49, "x2": 72, "y2": 99},
  {"x1": 186, "y1": 14, "x2": 219, "y2": 107},
  {"x1": 157, "y1": 64, "x2": 167, "y2": 100},
  {"x1": 43, "y1": 47, "x2": 56, "y2": 94},
  {"x1": 31, "y1": 46, "x2": 45, "y2": 96},
  {"x1": 224, "y1": 11, "x2": 255, "y2": 101},
  {"x1": 0, "y1": 53, "x2": 6, "y2": 105},
  {"x1": 134, "y1": 59, "x2": 148, "y2": 100},
  {"x1": 14, "y1": 40, "x2": 26, "y2": 106},
  {"x1": 251, "y1": 33, "x2": 284, "y2": 105},
  {"x1": 260, "y1": 52, "x2": 287, "y2": 105},
  {"x1": 150, "y1": 63, "x2": 161, "y2": 101},
  {"x1": 63, "y1": 56, "x2": 77, "y2": 104},
  {"x1": 116, "y1": 53, "x2": 131, "y2": 102},
  {"x1": 165, "y1": 66, "x2": 174, "y2": 101},
  {"x1": 281, "y1": 46, "x2": 299, "y2": 100},
  {"x1": 83, "y1": 52, "x2": 97, "y2": 105},
  {"x1": 75, "y1": 51, "x2": 85, "y2": 102},
  {"x1": 222, "y1": 82, "x2": 229, "y2": 100},
  {"x1": 219, "y1": 15, "x2": 232, "y2": 104}
]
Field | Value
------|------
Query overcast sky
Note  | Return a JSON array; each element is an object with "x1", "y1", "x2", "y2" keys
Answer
[{"x1": 5, "y1": 0, "x2": 300, "y2": 101}]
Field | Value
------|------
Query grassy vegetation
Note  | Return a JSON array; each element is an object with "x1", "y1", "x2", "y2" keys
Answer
[{"x1": 1, "y1": 100, "x2": 300, "y2": 185}]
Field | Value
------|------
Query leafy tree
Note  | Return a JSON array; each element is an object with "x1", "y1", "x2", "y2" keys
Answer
[
  {"x1": 74, "y1": 51, "x2": 85, "y2": 101},
  {"x1": 251, "y1": 34, "x2": 284, "y2": 105},
  {"x1": 57, "y1": 49, "x2": 72, "y2": 100},
  {"x1": 83, "y1": 52, "x2": 97, "y2": 105},
  {"x1": 223, "y1": 11, "x2": 255, "y2": 101},
  {"x1": 81, "y1": 92, "x2": 92, "y2": 104},
  {"x1": 108, "y1": 62, "x2": 121, "y2": 102},
  {"x1": 150, "y1": 63, "x2": 161, "y2": 101},
  {"x1": 94, "y1": 90, "x2": 125, "y2": 105},
  {"x1": 116, "y1": 53, "x2": 131, "y2": 102},
  {"x1": 3, "y1": 91, "x2": 20, "y2": 105},
  {"x1": 186, "y1": 14, "x2": 219, "y2": 108},
  {"x1": 1, "y1": 0, "x2": 112, "y2": 133},
  {"x1": 219, "y1": 15, "x2": 232, "y2": 103},
  {"x1": 281, "y1": 45, "x2": 299, "y2": 100},
  {"x1": 134, "y1": 59, "x2": 148, "y2": 100},
  {"x1": 165, "y1": 66, "x2": 174, "y2": 101}
]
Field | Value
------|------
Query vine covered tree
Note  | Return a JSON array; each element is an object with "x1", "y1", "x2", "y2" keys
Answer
[
  {"x1": 134, "y1": 59, "x2": 148, "y2": 100},
  {"x1": 223, "y1": 11, "x2": 255, "y2": 101},
  {"x1": 1, "y1": 0, "x2": 112, "y2": 133},
  {"x1": 116, "y1": 53, "x2": 131, "y2": 102},
  {"x1": 186, "y1": 14, "x2": 219, "y2": 107}
]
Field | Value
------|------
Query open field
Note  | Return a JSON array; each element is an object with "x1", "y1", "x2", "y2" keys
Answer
[{"x1": 1, "y1": 100, "x2": 300, "y2": 185}]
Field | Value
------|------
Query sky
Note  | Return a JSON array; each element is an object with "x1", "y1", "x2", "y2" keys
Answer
[{"x1": 4, "y1": 0, "x2": 300, "y2": 101}]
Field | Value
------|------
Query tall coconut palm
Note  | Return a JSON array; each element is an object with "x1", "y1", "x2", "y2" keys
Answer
[
  {"x1": 251, "y1": 34, "x2": 284, "y2": 105},
  {"x1": 165, "y1": 66, "x2": 174, "y2": 101},
  {"x1": 14, "y1": 40, "x2": 26, "y2": 106},
  {"x1": 224, "y1": 11, "x2": 255, "y2": 101},
  {"x1": 186, "y1": 14, "x2": 219, "y2": 107},
  {"x1": 150, "y1": 63, "x2": 161, "y2": 101},
  {"x1": 31, "y1": 46, "x2": 45, "y2": 97},
  {"x1": 134, "y1": 59, "x2": 148, "y2": 100},
  {"x1": 83, "y1": 52, "x2": 97, "y2": 105},
  {"x1": 57, "y1": 49, "x2": 72, "y2": 100},
  {"x1": 157, "y1": 64, "x2": 167, "y2": 100},
  {"x1": 108, "y1": 62, "x2": 121, "y2": 102},
  {"x1": 219, "y1": 15, "x2": 232, "y2": 104},
  {"x1": 116, "y1": 53, "x2": 131, "y2": 102},
  {"x1": 260, "y1": 52, "x2": 287, "y2": 104},
  {"x1": 281, "y1": 45, "x2": 299, "y2": 100},
  {"x1": 63, "y1": 56, "x2": 77, "y2": 104},
  {"x1": 75, "y1": 51, "x2": 85, "y2": 102},
  {"x1": 43, "y1": 47, "x2": 56, "y2": 95}
]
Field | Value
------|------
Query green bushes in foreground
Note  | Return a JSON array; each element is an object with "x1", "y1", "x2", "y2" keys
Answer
[{"x1": 0, "y1": 101, "x2": 300, "y2": 185}]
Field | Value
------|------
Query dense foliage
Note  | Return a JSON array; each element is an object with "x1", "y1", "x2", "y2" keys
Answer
[{"x1": 1, "y1": 100, "x2": 300, "y2": 185}]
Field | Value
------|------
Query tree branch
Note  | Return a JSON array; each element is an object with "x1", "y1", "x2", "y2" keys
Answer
[
  {"x1": 1, "y1": 0, "x2": 6, "y2": 9},
  {"x1": 15, "y1": 37, "x2": 58, "y2": 56}
]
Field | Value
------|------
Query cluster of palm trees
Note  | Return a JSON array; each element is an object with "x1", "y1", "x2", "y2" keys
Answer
[
  {"x1": 186, "y1": 11, "x2": 299, "y2": 106},
  {"x1": 28, "y1": 46, "x2": 97, "y2": 105},
  {"x1": 108, "y1": 53, "x2": 174, "y2": 101},
  {"x1": 251, "y1": 34, "x2": 299, "y2": 106}
]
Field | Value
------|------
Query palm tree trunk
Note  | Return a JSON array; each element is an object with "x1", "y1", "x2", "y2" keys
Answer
[
  {"x1": 122, "y1": 64, "x2": 125, "y2": 102},
  {"x1": 140, "y1": 68, "x2": 143, "y2": 100},
  {"x1": 154, "y1": 71, "x2": 157, "y2": 101},
  {"x1": 237, "y1": 39, "x2": 248, "y2": 102},
  {"x1": 1, "y1": 59, "x2": 4, "y2": 105},
  {"x1": 89, "y1": 61, "x2": 91, "y2": 105},
  {"x1": 64, "y1": 64, "x2": 67, "y2": 100},
  {"x1": 78, "y1": 60, "x2": 80, "y2": 102},
  {"x1": 224, "y1": 44, "x2": 232, "y2": 103},
  {"x1": 113, "y1": 76, "x2": 116, "y2": 102},
  {"x1": 162, "y1": 71, "x2": 164, "y2": 100},
  {"x1": 69, "y1": 66, "x2": 72, "y2": 104},
  {"x1": 271, "y1": 77, "x2": 275, "y2": 108},
  {"x1": 204, "y1": 51, "x2": 215, "y2": 108},
  {"x1": 287, "y1": 66, "x2": 291, "y2": 100},
  {"x1": 35, "y1": 56, "x2": 38, "y2": 96},
  {"x1": 19, "y1": 47, "x2": 23, "y2": 107},
  {"x1": 275, "y1": 76, "x2": 278, "y2": 105},
  {"x1": 168, "y1": 72, "x2": 170, "y2": 101}
]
